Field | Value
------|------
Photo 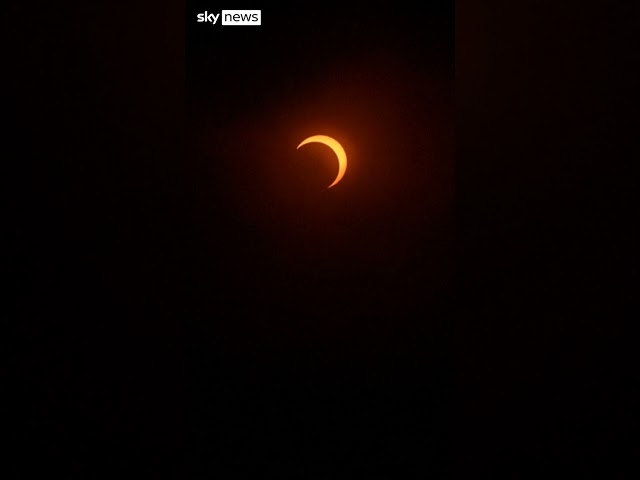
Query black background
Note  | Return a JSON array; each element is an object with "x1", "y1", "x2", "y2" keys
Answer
[{"x1": 9, "y1": 1, "x2": 633, "y2": 478}]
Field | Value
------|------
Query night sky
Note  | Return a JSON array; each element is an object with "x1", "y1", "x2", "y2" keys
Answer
[
  {"x1": 186, "y1": 2, "x2": 454, "y2": 477},
  {"x1": 10, "y1": 2, "x2": 631, "y2": 479}
]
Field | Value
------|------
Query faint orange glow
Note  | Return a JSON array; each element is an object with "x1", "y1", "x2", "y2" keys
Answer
[{"x1": 297, "y1": 135, "x2": 347, "y2": 188}]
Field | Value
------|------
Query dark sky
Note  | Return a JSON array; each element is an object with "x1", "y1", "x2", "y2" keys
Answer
[
  {"x1": 185, "y1": 4, "x2": 454, "y2": 477},
  {"x1": 9, "y1": 2, "x2": 631, "y2": 479}
]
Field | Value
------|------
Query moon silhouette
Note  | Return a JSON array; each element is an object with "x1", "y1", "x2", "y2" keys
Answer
[{"x1": 297, "y1": 135, "x2": 347, "y2": 188}]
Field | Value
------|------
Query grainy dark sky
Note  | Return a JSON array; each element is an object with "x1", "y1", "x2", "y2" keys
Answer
[{"x1": 184, "y1": 3, "x2": 455, "y2": 477}]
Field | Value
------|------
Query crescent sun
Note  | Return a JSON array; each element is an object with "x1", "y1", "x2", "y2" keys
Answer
[{"x1": 296, "y1": 135, "x2": 347, "y2": 188}]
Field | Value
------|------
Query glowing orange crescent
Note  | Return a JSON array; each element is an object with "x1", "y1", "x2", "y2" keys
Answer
[{"x1": 297, "y1": 135, "x2": 347, "y2": 188}]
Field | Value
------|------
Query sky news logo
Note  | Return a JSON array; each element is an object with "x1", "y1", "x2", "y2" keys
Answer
[{"x1": 197, "y1": 10, "x2": 261, "y2": 26}]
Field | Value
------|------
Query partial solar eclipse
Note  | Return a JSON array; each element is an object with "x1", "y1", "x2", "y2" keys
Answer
[{"x1": 297, "y1": 135, "x2": 347, "y2": 188}]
